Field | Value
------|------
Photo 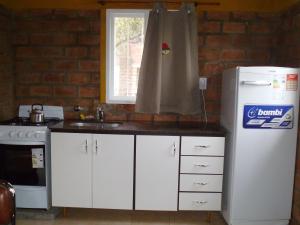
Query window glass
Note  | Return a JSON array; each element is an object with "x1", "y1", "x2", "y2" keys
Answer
[{"x1": 106, "y1": 10, "x2": 149, "y2": 104}]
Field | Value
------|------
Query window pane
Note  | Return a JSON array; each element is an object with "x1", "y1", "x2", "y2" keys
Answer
[{"x1": 113, "y1": 16, "x2": 145, "y2": 98}]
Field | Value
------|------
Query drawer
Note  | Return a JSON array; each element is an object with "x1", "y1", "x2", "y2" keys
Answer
[
  {"x1": 179, "y1": 193, "x2": 221, "y2": 211},
  {"x1": 180, "y1": 156, "x2": 224, "y2": 174},
  {"x1": 180, "y1": 174, "x2": 223, "y2": 192},
  {"x1": 181, "y1": 137, "x2": 225, "y2": 156}
]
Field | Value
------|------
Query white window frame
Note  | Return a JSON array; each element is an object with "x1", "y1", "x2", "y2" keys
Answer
[{"x1": 106, "y1": 9, "x2": 149, "y2": 104}]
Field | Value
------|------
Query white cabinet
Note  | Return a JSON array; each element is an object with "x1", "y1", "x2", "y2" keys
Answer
[
  {"x1": 93, "y1": 134, "x2": 134, "y2": 209},
  {"x1": 51, "y1": 132, "x2": 134, "y2": 209},
  {"x1": 135, "y1": 135, "x2": 179, "y2": 211},
  {"x1": 179, "y1": 136, "x2": 225, "y2": 211},
  {"x1": 51, "y1": 132, "x2": 92, "y2": 208}
]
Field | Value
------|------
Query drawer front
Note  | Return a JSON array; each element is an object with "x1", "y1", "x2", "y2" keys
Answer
[
  {"x1": 180, "y1": 174, "x2": 223, "y2": 192},
  {"x1": 180, "y1": 156, "x2": 224, "y2": 174},
  {"x1": 181, "y1": 137, "x2": 225, "y2": 156},
  {"x1": 179, "y1": 193, "x2": 221, "y2": 211}
]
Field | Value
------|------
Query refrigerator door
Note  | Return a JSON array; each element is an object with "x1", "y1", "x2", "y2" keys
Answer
[{"x1": 231, "y1": 67, "x2": 299, "y2": 221}]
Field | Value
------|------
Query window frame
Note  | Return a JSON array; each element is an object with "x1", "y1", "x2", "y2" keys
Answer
[{"x1": 106, "y1": 9, "x2": 149, "y2": 104}]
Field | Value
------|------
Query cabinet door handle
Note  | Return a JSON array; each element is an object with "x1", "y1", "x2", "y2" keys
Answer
[
  {"x1": 85, "y1": 139, "x2": 88, "y2": 153},
  {"x1": 194, "y1": 145, "x2": 210, "y2": 149},
  {"x1": 194, "y1": 164, "x2": 209, "y2": 167},
  {"x1": 193, "y1": 200, "x2": 207, "y2": 204},
  {"x1": 193, "y1": 182, "x2": 208, "y2": 186},
  {"x1": 172, "y1": 142, "x2": 176, "y2": 156},
  {"x1": 95, "y1": 139, "x2": 98, "y2": 154}
]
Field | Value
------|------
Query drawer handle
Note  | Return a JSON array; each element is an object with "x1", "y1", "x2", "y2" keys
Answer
[
  {"x1": 194, "y1": 145, "x2": 210, "y2": 149},
  {"x1": 193, "y1": 182, "x2": 208, "y2": 186},
  {"x1": 193, "y1": 200, "x2": 207, "y2": 204},
  {"x1": 194, "y1": 164, "x2": 209, "y2": 167}
]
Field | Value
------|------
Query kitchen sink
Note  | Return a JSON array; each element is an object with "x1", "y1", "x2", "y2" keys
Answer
[{"x1": 69, "y1": 122, "x2": 121, "y2": 129}]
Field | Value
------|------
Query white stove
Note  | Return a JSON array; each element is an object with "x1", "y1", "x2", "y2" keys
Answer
[{"x1": 0, "y1": 105, "x2": 64, "y2": 209}]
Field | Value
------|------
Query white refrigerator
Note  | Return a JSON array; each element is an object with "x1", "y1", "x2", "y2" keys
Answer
[{"x1": 221, "y1": 67, "x2": 300, "y2": 225}]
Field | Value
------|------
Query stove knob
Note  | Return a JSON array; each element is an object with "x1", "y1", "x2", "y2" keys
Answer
[
  {"x1": 26, "y1": 132, "x2": 33, "y2": 138},
  {"x1": 9, "y1": 131, "x2": 16, "y2": 137},
  {"x1": 34, "y1": 133, "x2": 40, "y2": 138},
  {"x1": 18, "y1": 131, "x2": 25, "y2": 138}
]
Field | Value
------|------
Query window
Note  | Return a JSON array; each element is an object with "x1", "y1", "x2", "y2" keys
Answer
[{"x1": 106, "y1": 9, "x2": 149, "y2": 104}]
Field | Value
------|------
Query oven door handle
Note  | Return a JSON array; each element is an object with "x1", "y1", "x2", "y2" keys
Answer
[{"x1": 0, "y1": 141, "x2": 45, "y2": 145}]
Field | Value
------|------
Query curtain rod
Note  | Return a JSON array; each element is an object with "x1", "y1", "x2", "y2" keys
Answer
[{"x1": 97, "y1": 0, "x2": 220, "y2": 7}]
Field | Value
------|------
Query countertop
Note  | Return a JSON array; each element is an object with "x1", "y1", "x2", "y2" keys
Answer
[{"x1": 49, "y1": 120, "x2": 226, "y2": 137}]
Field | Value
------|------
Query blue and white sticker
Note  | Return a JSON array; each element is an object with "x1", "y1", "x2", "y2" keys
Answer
[{"x1": 243, "y1": 105, "x2": 294, "y2": 129}]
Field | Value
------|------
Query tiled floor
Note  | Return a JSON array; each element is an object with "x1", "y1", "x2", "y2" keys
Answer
[{"x1": 17, "y1": 208, "x2": 227, "y2": 225}]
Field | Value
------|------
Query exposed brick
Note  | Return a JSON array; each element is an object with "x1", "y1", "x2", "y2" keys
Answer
[
  {"x1": 201, "y1": 63, "x2": 224, "y2": 76},
  {"x1": 232, "y1": 12, "x2": 256, "y2": 21},
  {"x1": 54, "y1": 86, "x2": 77, "y2": 97},
  {"x1": 128, "y1": 113, "x2": 153, "y2": 122},
  {"x1": 153, "y1": 114, "x2": 177, "y2": 122},
  {"x1": 31, "y1": 61, "x2": 51, "y2": 71},
  {"x1": 206, "y1": 11, "x2": 230, "y2": 20},
  {"x1": 248, "y1": 49, "x2": 271, "y2": 62},
  {"x1": 198, "y1": 21, "x2": 221, "y2": 33},
  {"x1": 221, "y1": 49, "x2": 246, "y2": 61},
  {"x1": 79, "y1": 60, "x2": 99, "y2": 72},
  {"x1": 78, "y1": 10, "x2": 99, "y2": 18},
  {"x1": 63, "y1": 20, "x2": 89, "y2": 32},
  {"x1": 53, "y1": 60, "x2": 77, "y2": 71},
  {"x1": 90, "y1": 21, "x2": 100, "y2": 32},
  {"x1": 232, "y1": 34, "x2": 251, "y2": 48},
  {"x1": 17, "y1": 73, "x2": 41, "y2": 83},
  {"x1": 89, "y1": 48, "x2": 100, "y2": 59},
  {"x1": 43, "y1": 73, "x2": 65, "y2": 83},
  {"x1": 13, "y1": 33, "x2": 28, "y2": 45},
  {"x1": 30, "y1": 33, "x2": 76, "y2": 45},
  {"x1": 53, "y1": 9, "x2": 78, "y2": 18},
  {"x1": 249, "y1": 22, "x2": 273, "y2": 33},
  {"x1": 251, "y1": 36, "x2": 276, "y2": 48},
  {"x1": 223, "y1": 22, "x2": 246, "y2": 33},
  {"x1": 69, "y1": 72, "x2": 90, "y2": 84},
  {"x1": 16, "y1": 85, "x2": 30, "y2": 97},
  {"x1": 205, "y1": 35, "x2": 231, "y2": 47},
  {"x1": 79, "y1": 86, "x2": 98, "y2": 97},
  {"x1": 199, "y1": 48, "x2": 220, "y2": 61},
  {"x1": 16, "y1": 47, "x2": 63, "y2": 57},
  {"x1": 66, "y1": 47, "x2": 88, "y2": 58},
  {"x1": 30, "y1": 85, "x2": 52, "y2": 96},
  {"x1": 78, "y1": 34, "x2": 100, "y2": 45},
  {"x1": 105, "y1": 112, "x2": 127, "y2": 122}
]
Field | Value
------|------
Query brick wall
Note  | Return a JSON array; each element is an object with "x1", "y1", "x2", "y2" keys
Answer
[
  {"x1": 13, "y1": 9, "x2": 279, "y2": 123},
  {"x1": 0, "y1": 5, "x2": 14, "y2": 120},
  {"x1": 276, "y1": 4, "x2": 300, "y2": 225},
  {"x1": 13, "y1": 9, "x2": 100, "y2": 119}
]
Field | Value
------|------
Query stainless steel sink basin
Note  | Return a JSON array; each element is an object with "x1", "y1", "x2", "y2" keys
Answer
[{"x1": 69, "y1": 122, "x2": 121, "y2": 129}]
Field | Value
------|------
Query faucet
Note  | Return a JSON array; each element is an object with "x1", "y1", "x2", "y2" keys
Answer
[{"x1": 96, "y1": 106, "x2": 104, "y2": 122}]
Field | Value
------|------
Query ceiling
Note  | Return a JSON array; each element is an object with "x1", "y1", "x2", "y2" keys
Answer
[{"x1": 0, "y1": 0, "x2": 299, "y2": 12}]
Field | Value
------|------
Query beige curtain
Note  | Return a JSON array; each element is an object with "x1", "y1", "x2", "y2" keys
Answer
[{"x1": 135, "y1": 3, "x2": 201, "y2": 114}]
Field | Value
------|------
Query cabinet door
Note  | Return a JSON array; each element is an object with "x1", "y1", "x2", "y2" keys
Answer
[
  {"x1": 135, "y1": 135, "x2": 179, "y2": 211},
  {"x1": 93, "y1": 134, "x2": 134, "y2": 209},
  {"x1": 51, "y1": 132, "x2": 92, "y2": 208}
]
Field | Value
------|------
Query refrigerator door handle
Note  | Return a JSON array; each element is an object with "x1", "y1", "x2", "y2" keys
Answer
[{"x1": 241, "y1": 80, "x2": 272, "y2": 86}]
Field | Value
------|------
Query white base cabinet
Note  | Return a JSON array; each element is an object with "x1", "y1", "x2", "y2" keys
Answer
[
  {"x1": 135, "y1": 135, "x2": 179, "y2": 211},
  {"x1": 51, "y1": 132, "x2": 134, "y2": 209},
  {"x1": 51, "y1": 133, "x2": 92, "y2": 208},
  {"x1": 51, "y1": 132, "x2": 224, "y2": 212}
]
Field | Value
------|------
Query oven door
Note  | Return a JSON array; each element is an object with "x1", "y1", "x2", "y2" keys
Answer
[{"x1": 0, "y1": 141, "x2": 46, "y2": 186}]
